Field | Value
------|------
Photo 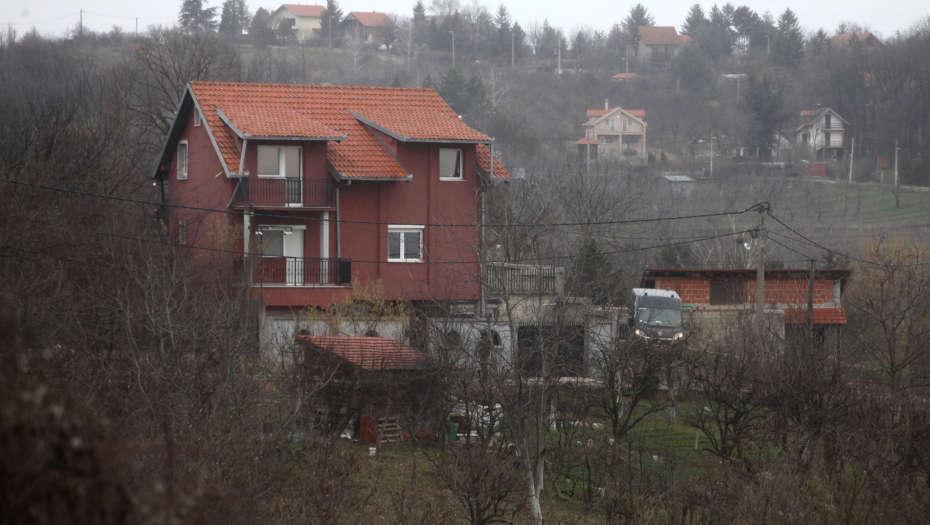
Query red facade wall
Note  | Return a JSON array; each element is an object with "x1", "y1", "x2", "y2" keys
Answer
[{"x1": 655, "y1": 276, "x2": 836, "y2": 306}]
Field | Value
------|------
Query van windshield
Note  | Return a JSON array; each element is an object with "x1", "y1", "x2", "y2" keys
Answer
[{"x1": 636, "y1": 307, "x2": 682, "y2": 328}]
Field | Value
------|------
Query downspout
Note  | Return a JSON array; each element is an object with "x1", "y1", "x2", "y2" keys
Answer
[{"x1": 480, "y1": 141, "x2": 493, "y2": 318}]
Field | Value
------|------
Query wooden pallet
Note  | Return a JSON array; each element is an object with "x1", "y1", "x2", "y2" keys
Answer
[{"x1": 376, "y1": 417, "x2": 403, "y2": 443}]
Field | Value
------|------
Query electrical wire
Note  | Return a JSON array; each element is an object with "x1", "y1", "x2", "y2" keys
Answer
[{"x1": 3, "y1": 178, "x2": 763, "y2": 229}]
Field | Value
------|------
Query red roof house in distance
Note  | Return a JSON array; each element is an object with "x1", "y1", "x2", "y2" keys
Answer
[
  {"x1": 343, "y1": 12, "x2": 393, "y2": 44},
  {"x1": 152, "y1": 82, "x2": 508, "y2": 323},
  {"x1": 270, "y1": 4, "x2": 327, "y2": 40},
  {"x1": 829, "y1": 32, "x2": 883, "y2": 49},
  {"x1": 642, "y1": 268, "x2": 852, "y2": 349},
  {"x1": 634, "y1": 26, "x2": 691, "y2": 63}
]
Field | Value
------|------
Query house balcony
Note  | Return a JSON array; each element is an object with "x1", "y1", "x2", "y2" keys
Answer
[
  {"x1": 233, "y1": 178, "x2": 334, "y2": 208},
  {"x1": 822, "y1": 123, "x2": 845, "y2": 130},
  {"x1": 488, "y1": 264, "x2": 562, "y2": 294},
  {"x1": 813, "y1": 139, "x2": 845, "y2": 149},
  {"x1": 240, "y1": 257, "x2": 352, "y2": 286}
]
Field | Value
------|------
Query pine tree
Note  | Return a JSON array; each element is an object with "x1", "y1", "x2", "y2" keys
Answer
[
  {"x1": 219, "y1": 0, "x2": 251, "y2": 35},
  {"x1": 249, "y1": 7, "x2": 275, "y2": 45},
  {"x1": 772, "y1": 8, "x2": 804, "y2": 69},
  {"x1": 493, "y1": 4, "x2": 511, "y2": 57},
  {"x1": 744, "y1": 73, "x2": 786, "y2": 154},
  {"x1": 439, "y1": 68, "x2": 468, "y2": 113},
  {"x1": 708, "y1": 4, "x2": 729, "y2": 27},
  {"x1": 179, "y1": 0, "x2": 218, "y2": 32},
  {"x1": 413, "y1": 0, "x2": 427, "y2": 22},
  {"x1": 681, "y1": 3, "x2": 708, "y2": 37},
  {"x1": 623, "y1": 4, "x2": 655, "y2": 35},
  {"x1": 321, "y1": 0, "x2": 344, "y2": 46},
  {"x1": 512, "y1": 22, "x2": 527, "y2": 59},
  {"x1": 421, "y1": 74, "x2": 435, "y2": 89},
  {"x1": 807, "y1": 28, "x2": 829, "y2": 57}
]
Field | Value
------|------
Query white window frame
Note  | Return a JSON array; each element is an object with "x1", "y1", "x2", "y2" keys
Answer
[
  {"x1": 387, "y1": 225, "x2": 425, "y2": 262},
  {"x1": 439, "y1": 148, "x2": 464, "y2": 180},
  {"x1": 608, "y1": 119, "x2": 616, "y2": 131},
  {"x1": 622, "y1": 119, "x2": 632, "y2": 132},
  {"x1": 193, "y1": 108, "x2": 201, "y2": 127},
  {"x1": 257, "y1": 145, "x2": 302, "y2": 178},
  {"x1": 177, "y1": 140, "x2": 188, "y2": 180},
  {"x1": 599, "y1": 136, "x2": 614, "y2": 144}
]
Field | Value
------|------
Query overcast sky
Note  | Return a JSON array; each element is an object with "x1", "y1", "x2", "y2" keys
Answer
[{"x1": 4, "y1": 0, "x2": 928, "y2": 40}]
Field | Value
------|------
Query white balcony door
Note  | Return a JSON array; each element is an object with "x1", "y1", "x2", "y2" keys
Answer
[
  {"x1": 284, "y1": 229, "x2": 304, "y2": 285},
  {"x1": 284, "y1": 146, "x2": 302, "y2": 206}
]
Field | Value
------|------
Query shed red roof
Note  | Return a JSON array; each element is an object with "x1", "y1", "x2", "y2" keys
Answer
[
  {"x1": 475, "y1": 143, "x2": 509, "y2": 179},
  {"x1": 347, "y1": 11, "x2": 391, "y2": 27},
  {"x1": 638, "y1": 26, "x2": 686, "y2": 46},
  {"x1": 784, "y1": 308, "x2": 847, "y2": 325},
  {"x1": 282, "y1": 4, "x2": 325, "y2": 17},
  {"x1": 299, "y1": 335, "x2": 429, "y2": 370},
  {"x1": 575, "y1": 136, "x2": 599, "y2": 145},
  {"x1": 189, "y1": 82, "x2": 500, "y2": 180},
  {"x1": 612, "y1": 73, "x2": 640, "y2": 80},
  {"x1": 830, "y1": 33, "x2": 882, "y2": 47}
]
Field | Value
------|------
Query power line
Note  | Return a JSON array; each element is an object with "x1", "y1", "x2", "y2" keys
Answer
[
  {"x1": 4, "y1": 179, "x2": 761, "y2": 229},
  {"x1": 6, "y1": 12, "x2": 80, "y2": 26},
  {"x1": 768, "y1": 211, "x2": 930, "y2": 267}
]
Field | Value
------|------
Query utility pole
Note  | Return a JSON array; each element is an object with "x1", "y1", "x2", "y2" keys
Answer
[
  {"x1": 848, "y1": 138, "x2": 855, "y2": 183},
  {"x1": 450, "y1": 30, "x2": 455, "y2": 68},
  {"x1": 756, "y1": 204, "x2": 767, "y2": 319},
  {"x1": 710, "y1": 135, "x2": 715, "y2": 177},
  {"x1": 625, "y1": 45, "x2": 629, "y2": 82},
  {"x1": 895, "y1": 139, "x2": 899, "y2": 187},
  {"x1": 511, "y1": 31, "x2": 515, "y2": 69},
  {"x1": 807, "y1": 258, "x2": 815, "y2": 335},
  {"x1": 80, "y1": 10, "x2": 83, "y2": 38},
  {"x1": 557, "y1": 43, "x2": 561, "y2": 74}
]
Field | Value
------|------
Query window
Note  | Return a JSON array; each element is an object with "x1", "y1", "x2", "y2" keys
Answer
[
  {"x1": 599, "y1": 136, "x2": 614, "y2": 144},
  {"x1": 177, "y1": 141, "x2": 188, "y2": 180},
  {"x1": 439, "y1": 148, "x2": 463, "y2": 180},
  {"x1": 257, "y1": 145, "x2": 301, "y2": 178},
  {"x1": 388, "y1": 226, "x2": 423, "y2": 262},
  {"x1": 261, "y1": 229, "x2": 285, "y2": 257},
  {"x1": 824, "y1": 132, "x2": 831, "y2": 146},
  {"x1": 193, "y1": 109, "x2": 201, "y2": 127},
  {"x1": 608, "y1": 119, "x2": 616, "y2": 131},
  {"x1": 710, "y1": 280, "x2": 746, "y2": 305},
  {"x1": 622, "y1": 119, "x2": 633, "y2": 132}
]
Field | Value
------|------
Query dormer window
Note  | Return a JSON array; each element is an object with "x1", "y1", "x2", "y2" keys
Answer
[
  {"x1": 258, "y1": 146, "x2": 301, "y2": 178},
  {"x1": 439, "y1": 149, "x2": 463, "y2": 180}
]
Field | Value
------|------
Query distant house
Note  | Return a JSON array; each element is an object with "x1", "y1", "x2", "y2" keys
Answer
[
  {"x1": 577, "y1": 100, "x2": 647, "y2": 157},
  {"x1": 830, "y1": 32, "x2": 883, "y2": 49},
  {"x1": 634, "y1": 26, "x2": 690, "y2": 63},
  {"x1": 270, "y1": 4, "x2": 326, "y2": 40},
  {"x1": 796, "y1": 107, "x2": 849, "y2": 160},
  {"x1": 343, "y1": 11, "x2": 392, "y2": 44}
]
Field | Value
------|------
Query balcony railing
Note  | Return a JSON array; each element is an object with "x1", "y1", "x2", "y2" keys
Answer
[
  {"x1": 243, "y1": 257, "x2": 351, "y2": 286},
  {"x1": 813, "y1": 139, "x2": 845, "y2": 149},
  {"x1": 822, "y1": 123, "x2": 845, "y2": 130},
  {"x1": 488, "y1": 265, "x2": 557, "y2": 294},
  {"x1": 233, "y1": 178, "x2": 334, "y2": 207}
]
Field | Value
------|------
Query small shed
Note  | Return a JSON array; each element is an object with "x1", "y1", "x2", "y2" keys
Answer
[
  {"x1": 575, "y1": 136, "x2": 599, "y2": 159},
  {"x1": 659, "y1": 175, "x2": 696, "y2": 198}
]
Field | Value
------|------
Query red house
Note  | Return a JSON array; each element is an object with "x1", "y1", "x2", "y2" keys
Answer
[{"x1": 152, "y1": 82, "x2": 508, "y2": 318}]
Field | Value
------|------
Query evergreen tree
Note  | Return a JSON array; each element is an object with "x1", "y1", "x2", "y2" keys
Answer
[
  {"x1": 708, "y1": 4, "x2": 729, "y2": 27},
  {"x1": 744, "y1": 73, "x2": 786, "y2": 154},
  {"x1": 493, "y1": 4, "x2": 512, "y2": 57},
  {"x1": 179, "y1": 0, "x2": 218, "y2": 32},
  {"x1": 623, "y1": 4, "x2": 655, "y2": 35},
  {"x1": 219, "y1": 0, "x2": 251, "y2": 36},
  {"x1": 512, "y1": 22, "x2": 527, "y2": 59},
  {"x1": 807, "y1": 28, "x2": 829, "y2": 57},
  {"x1": 413, "y1": 0, "x2": 427, "y2": 23},
  {"x1": 321, "y1": 0, "x2": 344, "y2": 46},
  {"x1": 390, "y1": 73, "x2": 403, "y2": 87},
  {"x1": 772, "y1": 8, "x2": 804, "y2": 69},
  {"x1": 681, "y1": 3, "x2": 708, "y2": 37},
  {"x1": 421, "y1": 74, "x2": 435, "y2": 89},
  {"x1": 606, "y1": 23, "x2": 625, "y2": 56},
  {"x1": 567, "y1": 239, "x2": 624, "y2": 305},
  {"x1": 674, "y1": 44, "x2": 712, "y2": 93},
  {"x1": 249, "y1": 7, "x2": 275, "y2": 45},
  {"x1": 439, "y1": 68, "x2": 469, "y2": 113}
]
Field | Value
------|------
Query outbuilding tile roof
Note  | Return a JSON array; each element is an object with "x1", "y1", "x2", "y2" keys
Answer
[
  {"x1": 784, "y1": 308, "x2": 847, "y2": 325},
  {"x1": 299, "y1": 335, "x2": 429, "y2": 370},
  {"x1": 575, "y1": 136, "x2": 599, "y2": 145},
  {"x1": 190, "y1": 82, "x2": 493, "y2": 180}
]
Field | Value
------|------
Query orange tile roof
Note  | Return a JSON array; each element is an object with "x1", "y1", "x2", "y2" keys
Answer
[
  {"x1": 784, "y1": 308, "x2": 847, "y2": 325},
  {"x1": 219, "y1": 105, "x2": 344, "y2": 140},
  {"x1": 299, "y1": 335, "x2": 429, "y2": 370},
  {"x1": 612, "y1": 73, "x2": 640, "y2": 79},
  {"x1": 190, "y1": 82, "x2": 491, "y2": 180},
  {"x1": 638, "y1": 26, "x2": 685, "y2": 46},
  {"x1": 282, "y1": 4, "x2": 325, "y2": 17},
  {"x1": 586, "y1": 107, "x2": 646, "y2": 121},
  {"x1": 347, "y1": 11, "x2": 391, "y2": 27},
  {"x1": 830, "y1": 32, "x2": 882, "y2": 46},
  {"x1": 475, "y1": 144, "x2": 510, "y2": 179},
  {"x1": 679, "y1": 35, "x2": 693, "y2": 43},
  {"x1": 575, "y1": 136, "x2": 599, "y2": 145},
  {"x1": 352, "y1": 107, "x2": 489, "y2": 142}
]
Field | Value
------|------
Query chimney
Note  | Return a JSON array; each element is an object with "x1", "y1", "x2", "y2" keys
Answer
[{"x1": 605, "y1": 99, "x2": 609, "y2": 110}]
